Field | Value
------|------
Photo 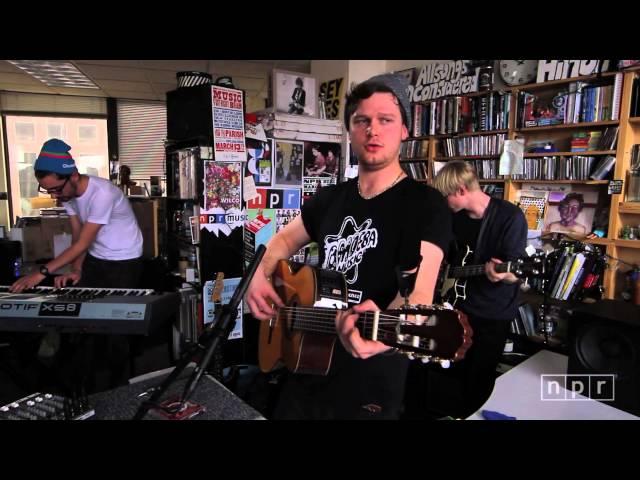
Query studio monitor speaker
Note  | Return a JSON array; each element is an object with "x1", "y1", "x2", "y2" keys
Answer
[{"x1": 568, "y1": 301, "x2": 640, "y2": 416}]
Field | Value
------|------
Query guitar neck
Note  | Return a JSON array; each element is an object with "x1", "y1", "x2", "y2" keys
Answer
[
  {"x1": 278, "y1": 306, "x2": 382, "y2": 339},
  {"x1": 448, "y1": 262, "x2": 510, "y2": 279}
]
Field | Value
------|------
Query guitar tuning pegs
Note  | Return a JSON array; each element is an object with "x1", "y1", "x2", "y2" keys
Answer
[
  {"x1": 420, "y1": 356, "x2": 431, "y2": 364},
  {"x1": 439, "y1": 360, "x2": 451, "y2": 369}
]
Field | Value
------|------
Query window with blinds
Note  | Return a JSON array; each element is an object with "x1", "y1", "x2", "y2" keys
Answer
[{"x1": 116, "y1": 100, "x2": 167, "y2": 180}]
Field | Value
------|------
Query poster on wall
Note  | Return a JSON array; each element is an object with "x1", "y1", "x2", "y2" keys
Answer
[
  {"x1": 203, "y1": 277, "x2": 243, "y2": 340},
  {"x1": 274, "y1": 140, "x2": 304, "y2": 188},
  {"x1": 199, "y1": 161, "x2": 246, "y2": 236},
  {"x1": 543, "y1": 187, "x2": 598, "y2": 236},
  {"x1": 272, "y1": 69, "x2": 318, "y2": 117},
  {"x1": 244, "y1": 208, "x2": 305, "y2": 264},
  {"x1": 319, "y1": 77, "x2": 344, "y2": 120},
  {"x1": 212, "y1": 85, "x2": 246, "y2": 162},
  {"x1": 408, "y1": 60, "x2": 479, "y2": 102},
  {"x1": 276, "y1": 209, "x2": 305, "y2": 262},
  {"x1": 302, "y1": 141, "x2": 340, "y2": 202},
  {"x1": 536, "y1": 60, "x2": 610, "y2": 83},
  {"x1": 244, "y1": 208, "x2": 277, "y2": 266},
  {"x1": 245, "y1": 138, "x2": 273, "y2": 187}
]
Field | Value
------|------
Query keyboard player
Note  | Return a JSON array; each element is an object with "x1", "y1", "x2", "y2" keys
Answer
[{"x1": 8, "y1": 138, "x2": 144, "y2": 394}]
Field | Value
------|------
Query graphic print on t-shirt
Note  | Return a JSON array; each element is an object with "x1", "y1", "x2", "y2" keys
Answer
[{"x1": 322, "y1": 216, "x2": 378, "y2": 285}]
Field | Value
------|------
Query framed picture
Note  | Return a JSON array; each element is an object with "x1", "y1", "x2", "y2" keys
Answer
[
  {"x1": 272, "y1": 69, "x2": 318, "y2": 117},
  {"x1": 395, "y1": 68, "x2": 415, "y2": 86},
  {"x1": 543, "y1": 188, "x2": 598, "y2": 237}
]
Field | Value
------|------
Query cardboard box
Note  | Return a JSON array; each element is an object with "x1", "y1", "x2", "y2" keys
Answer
[{"x1": 40, "y1": 216, "x2": 72, "y2": 259}]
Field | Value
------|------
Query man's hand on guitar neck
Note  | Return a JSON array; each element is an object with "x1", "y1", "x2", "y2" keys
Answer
[
  {"x1": 485, "y1": 258, "x2": 519, "y2": 284},
  {"x1": 335, "y1": 300, "x2": 392, "y2": 360},
  {"x1": 246, "y1": 263, "x2": 284, "y2": 321}
]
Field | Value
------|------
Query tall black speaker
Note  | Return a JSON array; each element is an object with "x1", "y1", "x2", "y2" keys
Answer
[
  {"x1": 166, "y1": 85, "x2": 214, "y2": 142},
  {"x1": 568, "y1": 300, "x2": 640, "y2": 416}
]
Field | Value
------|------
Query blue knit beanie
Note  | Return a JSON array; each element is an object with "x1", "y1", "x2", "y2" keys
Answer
[{"x1": 34, "y1": 138, "x2": 77, "y2": 175}]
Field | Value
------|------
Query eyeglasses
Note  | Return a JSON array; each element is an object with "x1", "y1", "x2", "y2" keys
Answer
[{"x1": 38, "y1": 176, "x2": 70, "y2": 194}]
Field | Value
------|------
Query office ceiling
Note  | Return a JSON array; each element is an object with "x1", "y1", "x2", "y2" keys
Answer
[{"x1": 0, "y1": 60, "x2": 311, "y2": 102}]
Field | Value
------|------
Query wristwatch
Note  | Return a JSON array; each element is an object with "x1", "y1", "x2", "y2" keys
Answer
[{"x1": 39, "y1": 265, "x2": 50, "y2": 277}]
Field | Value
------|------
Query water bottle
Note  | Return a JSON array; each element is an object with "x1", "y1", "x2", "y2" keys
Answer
[{"x1": 13, "y1": 257, "x2": 22, "y2": 278}]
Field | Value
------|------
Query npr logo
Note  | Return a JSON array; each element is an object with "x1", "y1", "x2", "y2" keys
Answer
[
  {"x1": 247, "y1": 188, "x2": 301, "y2": 209},
  {"x1": 540, "y1": 374, "x2": 615, "y2": 401}
]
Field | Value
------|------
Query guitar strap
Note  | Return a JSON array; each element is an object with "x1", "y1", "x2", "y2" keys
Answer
[{"x1": 471, "y1": 197, "x2": 497, "y2": 264}]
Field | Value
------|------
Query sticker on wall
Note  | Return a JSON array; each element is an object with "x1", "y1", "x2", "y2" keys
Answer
[
  {"x1": 246, "y1": 188, "x2": 301, "y2": 210},
  {"x1": 246, "y1": 139, "x2": 273, "y2": 187}
]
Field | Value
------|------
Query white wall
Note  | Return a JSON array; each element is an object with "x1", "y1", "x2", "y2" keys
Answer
[
  {"x1": 347, "y1": 60, "x2": 387, "y2": 88},
  {"x1": 311, "y1": 60, "x2": 349, "y2": 121}
]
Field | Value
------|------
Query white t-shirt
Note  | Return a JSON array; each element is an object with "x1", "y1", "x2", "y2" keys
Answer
[{"x1": 63, "y1": 175, "x2": 143, "y2": 260}]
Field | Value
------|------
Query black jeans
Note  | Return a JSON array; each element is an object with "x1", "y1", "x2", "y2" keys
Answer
[
  {"x1": 271, "y1": 345, "x2": 410, "y2": 420},
  {"x1": 57, "y1": 254, "x2": 144, "y2": 393},
  {"x1": 452, "y1": 314, "x2": 512, "y2": 418},
  {"x1": 78, "y1": 254, "x2": 143, "y2": 289}
]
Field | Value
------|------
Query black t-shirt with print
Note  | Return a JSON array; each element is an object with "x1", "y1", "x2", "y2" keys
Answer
[
  {"x1": 303, "y1": 176, "x2": 452, "y2": 309},
  {"x1": 274, "y1": 176, "x2": 453, "y2": 419}
]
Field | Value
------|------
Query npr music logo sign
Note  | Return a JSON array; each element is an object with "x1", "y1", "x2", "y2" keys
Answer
[{"x1": 540, "y1": 374, "x2": 615, "y2": 401}]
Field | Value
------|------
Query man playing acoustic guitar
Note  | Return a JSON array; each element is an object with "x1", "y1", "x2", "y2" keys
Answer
[
  {"x1": 245, "y1": 73, "x2": 453, "y2": 419},
  {"x1": 433, "y1": 160, "x2": 528, "y2": 417}
]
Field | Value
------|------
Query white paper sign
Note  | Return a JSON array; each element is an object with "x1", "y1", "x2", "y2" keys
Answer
[
  {"x1": 243, "y1": 174, "x2": 260, "y2": 202},
  {"x1": 203, "y1": 277, "x2": 243, "y2": 340},
  {"x1": 499, "y1": 139, "x2": 525, "y2": 175},
  {"x1": 212, "y1": 86, "x2": 246, "y2": 162}
]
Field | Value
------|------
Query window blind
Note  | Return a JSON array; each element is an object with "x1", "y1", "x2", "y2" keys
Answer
[
  {"x1": 116, "y1": 99, "x2": 167, "y2": 179},
  {"x1": 0, "y1": 92, "x2": 107, "y2": 115}
]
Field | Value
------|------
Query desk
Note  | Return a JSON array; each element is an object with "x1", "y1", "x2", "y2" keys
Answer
[
  {"x1": 468, "y1": 350, "x2": 639, "y2": 420},
  {"x1": 90, "y1": 368, "x2": 265, "y2": 420}
]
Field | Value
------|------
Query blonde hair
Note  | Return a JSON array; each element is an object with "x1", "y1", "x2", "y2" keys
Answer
[{"x1": 433, "y1": 160, "x2": 480, "y2": 196}]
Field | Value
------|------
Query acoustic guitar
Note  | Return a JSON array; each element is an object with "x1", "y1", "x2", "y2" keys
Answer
[{"x1": 258, "y1": 260, "x2": 473, "y2": 375}]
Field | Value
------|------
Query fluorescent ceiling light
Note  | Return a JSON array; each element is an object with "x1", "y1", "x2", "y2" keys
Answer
[{"x1": 7, "y1": 60, "x2": 99, "y2": 89}]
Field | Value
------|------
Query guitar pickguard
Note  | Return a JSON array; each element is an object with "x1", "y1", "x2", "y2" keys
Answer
[{"x1": 447, "y1": 245, "x2": 472, "y2": 306}]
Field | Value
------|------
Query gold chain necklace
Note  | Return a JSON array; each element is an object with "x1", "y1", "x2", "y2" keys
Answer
[{"x1": 357, "y1": 171, "x2": 406, "y2": 200}]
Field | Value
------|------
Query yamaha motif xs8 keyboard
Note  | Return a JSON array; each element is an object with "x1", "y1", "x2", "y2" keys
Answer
[{"x1": 0, "y1": 286, "x2": 180, "y2": 335}]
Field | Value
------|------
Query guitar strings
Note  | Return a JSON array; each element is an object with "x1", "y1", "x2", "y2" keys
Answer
[
  {"x1": 274, "y1": 309, "x2": 412, "y2": 324},
  {"x1": 276, "y1": 306, "x2": 442, "y2": 318}
]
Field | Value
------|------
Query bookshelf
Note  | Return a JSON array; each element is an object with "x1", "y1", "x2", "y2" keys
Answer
[{"x1": 401, "y1": 66, "x2": 640, "y2": 300}]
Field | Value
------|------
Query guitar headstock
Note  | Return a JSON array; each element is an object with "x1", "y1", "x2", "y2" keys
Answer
[
  {"x1": 508, "y1": 254, "x2": 544, "y2": 279},
  {"x1": 362, "y1": 305, "x2": 473, "y2": 367},
  {"x1": 211, "y1": 271, "x2": 224, "y2": 304}
]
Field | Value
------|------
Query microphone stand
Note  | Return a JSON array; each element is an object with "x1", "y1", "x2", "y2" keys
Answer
[{"x1": 133, "y1": 244, "x2": 266, "y2": 420}]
